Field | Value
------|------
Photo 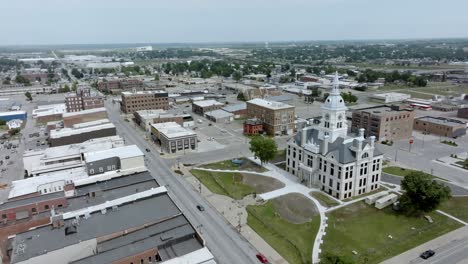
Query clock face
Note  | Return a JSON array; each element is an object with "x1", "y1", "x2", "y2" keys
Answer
[
  {"x1": 338, "y1": 114, "x2": 343, "y2": 120},
  {"x1": 325, "y1": 114, "x2": 330, "y2": 120}
]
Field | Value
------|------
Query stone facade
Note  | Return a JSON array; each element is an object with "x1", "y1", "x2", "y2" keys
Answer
[{"x1": 246, "y1": 98, "x2": 295, "y2": 136}]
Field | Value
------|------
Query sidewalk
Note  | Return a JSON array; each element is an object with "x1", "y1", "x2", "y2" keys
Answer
[{"x1": 381, "y1": 226, "x2": 468, "y2": 264}]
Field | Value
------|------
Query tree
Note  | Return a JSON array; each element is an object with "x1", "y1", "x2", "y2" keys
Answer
[
  {"x1": 0, "y1": 119, "x2": 6, "y2": 126},
  {"x1": 340, "y1": 92, "x2": 358, "y2": 104},
  {"x1": 154, "y1": 74, "x2": 160, "y2": 81},
  {"x1": 400, "y1": 171, "x2": 451, "y2": 215},
  {"x1": 72, "y1": 81, "x2": 78, "y2": 91},
  {"x1": 249, "y1": 136, "x2": 277, "y2": 166},
  {"x1": 24, "y1": 91, "x2": 32, "y2": 101},
  {"x1": 237, "y1": 92, "x2": 246, "y2": 101},
  {"x1": 233, "y1": 71, "x2": 242, "y2": 82},
  {"x1": 9, "y1": 128, "x2": 21, "y2": 136}
]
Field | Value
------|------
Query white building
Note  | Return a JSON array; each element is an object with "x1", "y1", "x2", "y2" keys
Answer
[
  {"x1": 369, "y1": 92, "x2": 411, "y2": 103},
  {"x1": 286, "y1": 73, "x2": 383, "y2": 200}
]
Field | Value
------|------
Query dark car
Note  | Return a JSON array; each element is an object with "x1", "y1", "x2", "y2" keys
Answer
[
  {"x1": 145, "y1": 148, "x2": 151, "y2": 152},
  {"x1": 196, "y1": 205, "x2": 205, "y2": 211},
  {"x1": 256, "y1": 253, "x2": 268, "y2": 263},
  {"x1": 5, "y1": 156, "x2": 9, "y2": 160},
  {"x1": 420, "y1": 250, "x2": 435, "y2": 259}
]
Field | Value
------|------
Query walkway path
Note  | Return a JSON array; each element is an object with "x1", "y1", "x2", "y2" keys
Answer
[{"x1": 194, "y1": 157, "x2": 333, "y2": 264}]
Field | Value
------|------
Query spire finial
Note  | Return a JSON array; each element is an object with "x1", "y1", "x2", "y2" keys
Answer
[{"x1": 332, "y1": 71, "x2": 339, "y2": 94}]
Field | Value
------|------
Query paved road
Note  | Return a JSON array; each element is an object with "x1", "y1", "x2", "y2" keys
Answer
[
  {"x1": 105, "y1": 100, "x2": 258, "y2": 264},
  {"x1": 382, "y1": 173, "x2": 468, "y2": 196},
  {"x1": 382, "y1": 226, "x2": 468, "y2": 264}
]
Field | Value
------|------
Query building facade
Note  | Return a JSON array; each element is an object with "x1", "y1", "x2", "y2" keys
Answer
[
  {"x1": 243, "y1": 118, "x2": 263, "y2": 135},
  {"x1": 151, "y1": 122, "x2": 197, "y2": 154},
  {"x1": 121, "y1": 91, "x2": 169, "y2": 114},
  {"x1": 414, "y1": 116, "x2": 467, "y2": 138},
  {"x1": 246, "y1": 98, "x2": 295, "y2": 136},
  {"x1": 65, "y1": 88, "x2": 104, "y2": 112},
  {"x1": 286, "y1": 73, "x2": 383, "y2": 200},
  {"x1": 458, "y1": 107, "x2": 468, "y2": 119},
  {"x1": 351, "y1": 105, "x2": 415, "y2": 142}
]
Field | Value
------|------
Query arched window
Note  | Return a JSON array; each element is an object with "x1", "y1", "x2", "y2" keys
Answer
[{"x1": 362, "y1": 153, "x2": 369, "y2": 159}]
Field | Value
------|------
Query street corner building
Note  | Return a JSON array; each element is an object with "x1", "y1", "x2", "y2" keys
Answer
[
  {"x1": 286, "y1": 73, "x2": 384, "y2": 200},
  {"x1": 246, "y1": 98, "x2": 295, "y2": 136}
]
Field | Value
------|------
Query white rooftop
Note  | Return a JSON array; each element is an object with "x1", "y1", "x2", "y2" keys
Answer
[
  {"x1": 84, "y1": 145, "x2": 144, "y2": 163},
  {"x1": 50, "y1": 122, "x2": 115, "y2": 139},
  {"x1": 32, "y1": 104, "x2": 66, "y2": 117},
  {"x1": 247, "y1": 98, "x2": 294, "y2": 110},
  {"x1": 193, "y1": 100, "x2": 223, "y2": 107},
  {"x1": 121, "y1": 90, "x2": 167, "y2": 96},
  {"x1": 62, "y1": 107, "x2": 107, "y2": 118},
  {"x1": 0, "y1": 111, "x2": 26, "y2": 117},
  {"x1": 205, "y1": 109, "x2": 234, "y2": 119},
  {"x1": 72, "y1": 118, "x2": 110, "y2": 128},
  {"x1": 151, "y1": 122, "x2": 196, "y2": 138}
]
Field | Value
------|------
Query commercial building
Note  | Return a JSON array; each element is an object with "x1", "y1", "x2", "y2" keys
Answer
[
  {"x1": 121, "y1": 90, "x2": 169, "y2": 114},
  {"x1": 351, "y1": 105, "x2": 415, "y2": 141},
  {"x1": 458, "y1": 107, "x2": 468, "y2": 119},
  {"x1": 192, "y1": 100, "x2": 224, "y2": 115},
  {"x1": 222, "y1": 102, "x2": 247, "y2": 118},
  {"x1": 134, "y1": 109, "x2": 193, "y2": 131},
  {"x1": 243, "y1": 118, "x2": 263, "y2": 135},
  {"x1": 413, "y1": 116, "x2": 467, "y2": 138},
  {"x1": 65, "y1": 88, "x2": 104, "y2": 112},
  {"x1": 0, "y1": 85, "x2": 55, "y2": 96},
  {"x1": 83, "y1": 145, "x2": 145, "y2": 176},
  {"x1": 0, "y1": 111, "x2": 27, "y2": 122},
  {"x1": 98, "y1": 79, "x2": 144, "y2": 94},
  {"x1": 32, "y1": 104, "x2": 67, "y2": 123},
  {"x1": 369, "y1": 92, "x2": 411, "y2": 103},
  {"x1": 49, "y1": 119, "x2": 116, "y2": 147},
  {"x1": 246, "y1": 98, "x2": 295, "y2": 136},
  {"x1": 286, "y1": 73, "x2": 383, "y2": 200},
  {"x1": 151, "y1": 122, "x2": 197, "y2": 154},
  {"x1": 62, "y1": 107, "x2": 108, "y2": 128},
  {"x1": 205, "y1": 109, "x2": 234, "y2": 123},
  {"x1": 23, "y1": 135, "x2": 124, "y2": 177},
  {"x1": 8, "y1": 186, "x2": 215, "y2": 264}
]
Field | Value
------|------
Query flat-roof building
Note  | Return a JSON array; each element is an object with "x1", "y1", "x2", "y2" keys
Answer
[
  {"x1": 192, "y1": 100, "x2": 223, "y2": 115},
  {"x1": 0, "y1": 111, "x2": 27, "y2": 122},
  {"x1": 351, "y1": 105, "x2": 415, "y2": 141},
  {"x1": 369, "y1": 92, "x2": 411, "y2": 103},
  {"x1": 23, "y1": 136, "x2": 124, "y2": 177},
  {"x1": 134, "y1": 110, "x2": 193, "y2": 131},
  {"x1": 205, "y1": 109, "x2": 234, "y2": 123},
  {"x1": 121, "y1": 90, "x2": 169, "y2": 114},
  {"x1": 246, "y1": 98, "x2": 295, "y2": 136},
  {"x1": 49, "y1": 119, "x2": 117, "y2": 147},
  {"x1": 33, "y1": 104, "x2": 67, "y2": 123},
  {"x1": 414, "y1": 116, "x2": 467, "y2": 138},
  {"x1": 9, "y1": 186, "x2": 215, "y2": 264},
  {"x1": 62, "y1": 107, "x2": 108, "y2": 128},
  {"x1": 151, "y1": 122, "x2": 197, "y2": 154},
  {"x1": 222, "y1": 102, "x2": 247, "y2": 118},
  {"x1": 458, "y1": 107, "x2": 468, "y2": 119}
]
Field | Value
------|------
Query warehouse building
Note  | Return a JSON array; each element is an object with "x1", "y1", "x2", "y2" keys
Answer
[
  {"x1": 62, "y1": 107, "x2": 108, "y2": 128},
  {"x1": 414, "y1": 116, "x2": 467, "y2": 138},
  {"x1": 222, "y1": 102, "x2": 247, "y2": 118},
  {"x1": 0, "y1": 111, "x2": 27, "y2": 122},
  {"x1": 121, "y1": 90, "x2": 169, "y2": 114},
  {"x1": 369, "y1": 92, "x2": 411, "y2": 103},
  {"x1": 205, "y1": 109, "x2": 234, "y2": 123},
  {"x1": 48, "y1": 119, "x2": 116, "y2": 147},
  {"x1": 192, "y1": 100, "x2": 224, "y2": 115}
]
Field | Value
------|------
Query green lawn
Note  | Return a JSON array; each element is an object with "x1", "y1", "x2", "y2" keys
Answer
[
  {"x1": 321, "y1": 202, "x2": 463, "y2": 263},
  {"x1": 247, "y1": 201, "x2": 320, "y2": 264},
  {"x1": 439, "y1": 197, "x2": 468, "y2": 222},
  {"x1": 310, "y1": 192, "x2": 340, "y2": 208},
  {"x1": 190, "y1": 169, "x2": 255, "y2": 200},
  {"x1": 383, "y1": 166, "x2": 430, "y2": 178},
  {"x1": 199, "y1": 158, "x2": 267, "y2": 172}
]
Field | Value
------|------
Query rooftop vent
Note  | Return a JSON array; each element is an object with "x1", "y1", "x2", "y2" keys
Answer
[{"x1": 65, "y1": 226, "x2": 77, "y2": 236}]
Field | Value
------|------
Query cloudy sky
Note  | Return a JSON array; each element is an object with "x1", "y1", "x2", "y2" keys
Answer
[{"x1": 1, "y1": 0, "x2": 467, "y2": 45}]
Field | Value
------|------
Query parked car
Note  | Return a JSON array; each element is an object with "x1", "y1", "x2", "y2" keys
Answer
[
  {"x1": 196, "y1": 205, "x2": 205, "y2": 211},
  {"x1": 256, "y1": 253, "x2": 268, "y2": 263},
  {"x1": 420, "y1": 250, "x2": 435, "y2": 259},
  {"x1": 5, "y1": 156, "x2": 9, "y2": 160},
  {"x1": 145, "y1": 148, "x2": 151, "y2": 152}
]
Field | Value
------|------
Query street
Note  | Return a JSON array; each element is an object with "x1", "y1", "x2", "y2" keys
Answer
[{"x1": 105, "y1": 99, "x2": 259, "y2": 264}]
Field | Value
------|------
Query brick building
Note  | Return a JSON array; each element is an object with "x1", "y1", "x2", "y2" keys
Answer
[
  {"x1": 62, "y1": 108, "x2": 108, "y2": 128},
  {"x1": 243, "y1": 118, "x2": 263, "y2": 135},
  {"x1": 457, "y1": 107, "x2": 468, "y2": 119},
  {"x1": 414, "y1": 116, "x2": 467, "y2": 138},
  {"x1": 121, "y1": 90, "x2": 169, "y2": 114},
  {"x1": 351, "y1": 105, "x2": 415, "y2": 141},
  {"x1": 246, "y1": 98, "x2": 295, "y2": 136},
  {"x1": 192, "y1": 100, "x2": 224, "y2": 115},
  {"x1": 48, "y1": 119, "x2": 117, "y2": 147},
  {"x1": 151, "y1": 122, "x2": 197, "y2": 154},
  {"x1": 97, "y1": 79, "x2": 144, "y2": 94},
  {"x1": 65, "y1": 88, "x2": 104, "y2": 112}
]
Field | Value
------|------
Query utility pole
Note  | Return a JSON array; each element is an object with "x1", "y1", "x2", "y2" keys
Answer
[
  {"x1": 198, "y1": 181, "x2": 202, "y2": 193},
  {"x1": 394, "y1": 149, "x2": 398, "y2": 162}
]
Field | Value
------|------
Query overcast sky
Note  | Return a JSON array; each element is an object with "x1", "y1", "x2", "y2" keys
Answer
[{"x1": 1, "y1": 0, "x2": 467, "y2": 45}]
